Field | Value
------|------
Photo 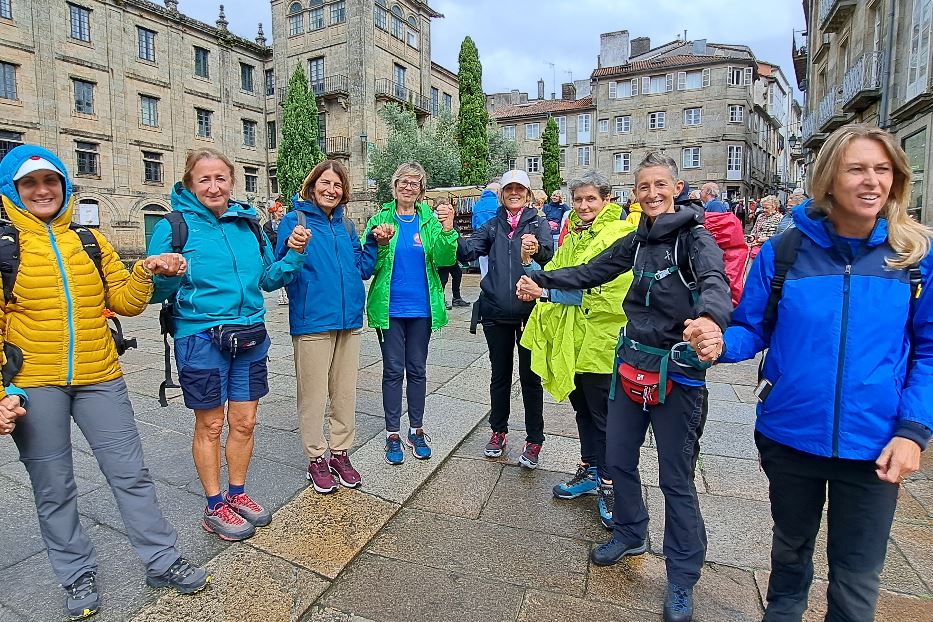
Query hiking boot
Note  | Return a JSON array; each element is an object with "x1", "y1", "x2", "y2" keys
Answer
[
  {"x1": 385, "y1": 434, "x2": 405, "y2": 465},
  {"x1": 201, "y1": 502, "x2": 255, "y2": 541},
  {"x1": 518, "y1": 442, "x2": 542, "y2": 469},
  {"x1": 225, "y1": 491, "x2": 271, "y2": 527},
  {"x1": 591, "y1": 537, "x2": 647, "y2": 566},
  {"x1": 452, "y1": 297, "x2": 471, "y2": 307},
  {"x1": 329, "y1": 451, "x2": 362, "y2": 488},
  {"x1": 64, "y1": 572, "x2": 99, "y2": 621},
  {"x1": 663, "y1": 583, "x2": 694, "y2": 622},
  {"x1": 146, "y1": 557, "x2": 211, "y2": 595},
  {"x1": 553, "y1": 464, "x2": 598, "y2": 499},
  {"x1": 405, "y1": 429, "x2": 432, "y2": 460},
  {"x1": 597, "y1": 482, "x2": 614, "y2": 530},
  {"x1": 307, "y1": 456, "x2": 339, "y2": 494},
  {"x1": 445, "y1": 299, "x2": 453, "y2": 310},
  {"x1": 484, "y1": 431, "x2": 507, "y2": 457}
]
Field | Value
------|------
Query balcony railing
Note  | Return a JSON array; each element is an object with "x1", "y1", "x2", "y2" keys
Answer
[
  {"x1": 278, "y1": 74, "x2": 350, "y2": 105},
  {"x1": 819, "y1": 0, "x2": 856, "y2": 33},
  {"x1": 816, "y1": 86, "x2": 846, "y2": 133},
  {"x1": 324, "y1": 136, "x2": 350, "y2": 156},
  {"x1": 374, "y1": 79, "x2": 432, "y2": 114},
  {"x1": 801, "y1": 113, "x2": 816, "y2": 144},
  {"x1": 842, "y1": 51, "x2": 883, "y2": 112}
]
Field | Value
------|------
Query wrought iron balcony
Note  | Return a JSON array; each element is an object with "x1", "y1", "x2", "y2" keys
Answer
[
  {"x1": 374, "y1": 79, "x2": 432, "y2": 115},
  {"x1": 816, "y1": 86, "x2": 846, "y2": 133},
  {"x1": 819, "y1": 0, "x2": 856, "y2": 33},
  {"x1": 324, "y1": 136, "x2": 350, "y2": 157},
  {"x1": 842, "y1": 52, "x2": 883, "y2": 112},
  {"x1": 279, "y1": 74, "x2": 350, "y2": 105}
]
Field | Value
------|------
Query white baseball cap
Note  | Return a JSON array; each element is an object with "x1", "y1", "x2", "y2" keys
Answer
[
  {"x1": 499, "y1": 169, "x2": 531, "y2": 192},
  {"x1": 13, "y1": 156, "x2": 60, "y2": 181}
]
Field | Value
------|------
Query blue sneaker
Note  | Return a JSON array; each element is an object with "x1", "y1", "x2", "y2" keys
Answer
[
  {"x1": 590, "y1": 537, "x2": 647, "y2": 566},
  {"x1": 597, "y1": 482, "x2": 614, "y2": 530},
  {"x1": 553, "y1": 465, "x2": 598, "y2": 499},
  {"x1": 405, "y1": 429, "x2": 432, "y2": 460},
  {"x1": 385, "y1": 434, "x2": 405, "y2": 465},
  {"x1": 663, "y1": 583, "x2": 694, "y2": 622}
]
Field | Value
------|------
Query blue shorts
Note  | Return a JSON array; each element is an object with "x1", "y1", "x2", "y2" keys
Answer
[{"x1": 175, "y1": 332, "x2": 271, "y2": 409}]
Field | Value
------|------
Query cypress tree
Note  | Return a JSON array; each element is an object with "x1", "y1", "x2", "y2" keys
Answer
[
  {"x1": 277, "y1": 64, "x2": 325, "y2": 202},
  {"x1": 541, "y1": 117, "x2": 563, "y2": 196},
  {"x1": 456, "y1": 37, "x2": 489, "y2": 185}
]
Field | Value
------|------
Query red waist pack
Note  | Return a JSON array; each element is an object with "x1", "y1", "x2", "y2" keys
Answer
[{"x1": 618, "y1": 362, "x2": 673, "y2": 407}]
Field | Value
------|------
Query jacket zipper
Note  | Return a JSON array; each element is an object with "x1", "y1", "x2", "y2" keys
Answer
[
  {"x1": 832, "y1": 263, "x2": 851, "y2": 457},
  {"x1": 331, "y1": 219, "x2": 347, "y2": 326},
  {"x1": 48, "y1": 225, "x2": 76, "y2": 384},
  {"x1": 220, "y1": 225, "x2": 246, "y2": 317}
]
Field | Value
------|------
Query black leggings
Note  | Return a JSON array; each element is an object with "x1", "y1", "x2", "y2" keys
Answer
[{"x1": 437, "y1": 263, "x2": 462, "y2": 299}]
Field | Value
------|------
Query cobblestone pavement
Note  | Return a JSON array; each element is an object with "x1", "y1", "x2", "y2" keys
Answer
[{"x1": 0, "y1": 274, "x2": 930, "y2": 621}]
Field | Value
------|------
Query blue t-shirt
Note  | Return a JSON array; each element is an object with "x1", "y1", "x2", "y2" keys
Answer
[{"x1": 389, "y1": 215, "x2": 431, "y2": 318}]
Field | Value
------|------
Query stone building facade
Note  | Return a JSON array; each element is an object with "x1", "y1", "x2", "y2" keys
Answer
[
  {"x1": 0, "y1": 0, "x2": 458, "y2": 256},
  {"x1": 795, "y1": 0, "x2": 931, "y2": 224}
]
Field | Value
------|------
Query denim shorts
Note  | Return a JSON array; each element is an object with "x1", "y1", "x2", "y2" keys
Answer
[{"x1": 174, "y1": 332, "x2": 271, "y2": 409}]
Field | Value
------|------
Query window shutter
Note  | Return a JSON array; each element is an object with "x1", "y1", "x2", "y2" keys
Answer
[
  {"x1": 677, "y1": 72, "x2": 687, "y2": 90},
  {"x1": 744, "y1": 66, "x2": 753, "y2": 86},
  {"x1": 702, "y1": 68, "x2": 711, "y2": 87},
  {"x1": 666, "y1": 73, "x2": 674, "y2": 92},
  {"x1": 631, "y1": 78, "x2": 639, "y2": 95},
  {"x1": 642, "y1": 76, "x2": 650, "y2": 94},
  {"x1": 609, "y1": 81, "x2": 617, "y2": 98}
]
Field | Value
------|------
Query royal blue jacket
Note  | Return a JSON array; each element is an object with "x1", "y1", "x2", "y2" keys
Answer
[
  {"x1": 722, "y1": 202, "x2": 933, "y2": 459},
  {"x1": 149, "y1": 183, "x2": 305, "y2": 339},
  {"x1": 275, "y1": 198, "x2": 378, "y2": 335},
  {"x1": 542, "y1": 200, "x2": 569, "y2": 227},
  {"x1": 471, "y1": 189, "x2": 499, "y2": 231}
]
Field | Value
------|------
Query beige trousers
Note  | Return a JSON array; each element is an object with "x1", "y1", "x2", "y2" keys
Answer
[{"x1": 293, "y1": 329, "x2": 360, "y2": 459}]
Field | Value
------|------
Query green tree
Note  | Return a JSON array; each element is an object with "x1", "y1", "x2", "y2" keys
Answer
[
  {"x1": 276, "y1": 64, "x2": 325, "y2": 201},
  {"x1": 487, "y1": 122, "x2": 517, "y2": 178},
  {"x1": 541, "y1": 117, "x2": 563, "y2": 196},
  {"x1": 369, "y1": 104, "x2": 461, "y2": 204},
  {"x1": 456, "y1": 37, "x2": 489, "y2": 185}
]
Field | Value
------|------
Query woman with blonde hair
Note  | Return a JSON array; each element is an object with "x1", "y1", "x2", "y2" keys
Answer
[
  {"x1": 363, "y1": 162, "x2": 458, "y2": 464},
  {"x1": 747, "y1": 195, "x2": 782, "y2": 259},
  {"x1": 701, "y1": 124, "x2": 933, "y2": 621}
]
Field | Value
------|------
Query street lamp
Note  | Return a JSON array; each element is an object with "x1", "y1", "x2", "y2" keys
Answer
[{"x1": 788, "y1": 134, "x2": 798, "y2": 149}]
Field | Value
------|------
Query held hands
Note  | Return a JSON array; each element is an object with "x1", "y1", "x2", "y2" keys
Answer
[
  {"x1": 876, "y1": 437, "x2": 921, "y2": 484},
  {"x1": 516, "y1": 275, "x2": 543, "y2": 302},
  {"x1": 142, "y1": 253, "x2": 187, "y2": 277},
  {"x1": 683, "y1": 316, "x2": 724, "y2": 363},
  {"x1": 520, "y1": 233, "x2": 539, "y2": 265},
  {"x1": 0, "y1": 394, "x2": 26, "y2": 435},
  {"x1": 436, "y1": 206, "x2": 455, "y2": 232},
  {"x1": 287, "y1": 224, "x2": 311, "y2": 253},
  {"x1": 372, "y1": 224, "x2": 396, "y2": 246}
]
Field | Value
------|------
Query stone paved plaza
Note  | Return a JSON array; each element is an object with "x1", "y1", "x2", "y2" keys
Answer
[{"x1": 0, "y1": 275, "x2": 930, "y2": 622}]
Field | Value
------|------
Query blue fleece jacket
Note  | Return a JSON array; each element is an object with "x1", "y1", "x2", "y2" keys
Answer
[
  {"x1": 471, "y1": 189, "x2": 499, "y2": 231},
  {"x1": 275, "y1": 197, "x2": 378, "y2": 335},
  {"x1": 148, "y1": 182, "x2": 305, "y2": 339},
  {"x1": 722, "y1": 201, "x2": 933, "y2": 459}
]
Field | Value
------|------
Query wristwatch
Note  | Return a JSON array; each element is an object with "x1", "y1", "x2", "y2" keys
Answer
[{"x1": 539, "y1": 289, "x2": 550, "y2": 303}]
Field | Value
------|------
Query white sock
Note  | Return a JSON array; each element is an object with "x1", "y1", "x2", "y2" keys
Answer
[
  {"x1": 410, "y1": 427, "x2": 420, "y2": 435},
  {"x1": 386, "y1": 430, "x2": 399, "y2": 438}
]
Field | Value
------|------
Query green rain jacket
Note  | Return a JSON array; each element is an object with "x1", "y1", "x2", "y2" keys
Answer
[
  {"x1": 363, "y1": 200, "x2": 459, "y2": 330},
  {"x1": 521, "y1": 203, "x2": 636, "y2": 401}
]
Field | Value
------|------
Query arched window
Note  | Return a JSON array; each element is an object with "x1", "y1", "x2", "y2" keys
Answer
[
  {"x1": 288, "y1": 1, "x2": 302, "y2": 13},
  {"x1": 390, "y1": 5, "x2": 404, "y2": 39},
  {"x1": 374, "y1": 0, "x2": 388, "y2": 30},
  {"x1": 407, "y1": 15, "x2": 417, "y2": 29},
  {"x1": 288, "y1": 2, "x2": 304, "y2": 36},
  {"x1": 406, "y1": 15, "x2": 419, "y2": 48}
]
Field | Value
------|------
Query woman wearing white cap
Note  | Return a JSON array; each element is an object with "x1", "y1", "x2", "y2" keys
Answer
[{"x1": 456, "y1": 169, "x2": 554, "y2": 467}]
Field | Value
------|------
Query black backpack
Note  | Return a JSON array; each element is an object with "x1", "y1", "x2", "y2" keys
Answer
[
  {"x1": 157, "y1": 210, "x2": 266, "y2": 405},
  {"x1": 0, "y1": 220, "x2": 137, "y2": 386}
]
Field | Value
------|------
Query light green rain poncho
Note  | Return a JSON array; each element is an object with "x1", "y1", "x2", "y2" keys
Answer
[{"x1": 521, "y1": 202, "x2": 636, "y2": 401}]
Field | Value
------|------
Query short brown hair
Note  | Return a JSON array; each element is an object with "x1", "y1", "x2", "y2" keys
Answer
[
  {"x1": 299, "y1": 159, "x2": 352, "y2": 204},
  {"x1": 182, "y1": 148, "x2": 236, "y2": 190}
]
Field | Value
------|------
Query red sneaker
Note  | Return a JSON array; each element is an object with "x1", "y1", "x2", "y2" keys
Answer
[
  {"x1": 485, "y1": 431, "x2": 507, "y2": 457},
  {"x1": 307, "y1": 456, "x2": 339, "y2": 493},
  {"x1": 328, "y1": 451, "x2": 362, "y2": 488},
  {"x1": 519, "y1": 442, "x2": 542, "y2": 469}
]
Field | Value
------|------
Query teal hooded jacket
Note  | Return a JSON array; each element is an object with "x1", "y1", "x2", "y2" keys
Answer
[{"x1": 148, "y1": 182, "x2": 305, "y2": 339}]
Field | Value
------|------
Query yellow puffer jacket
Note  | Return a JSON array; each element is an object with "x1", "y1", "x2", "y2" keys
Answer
[{"x1": 0, "y1": 196, "x2": 154, "y2": 395}]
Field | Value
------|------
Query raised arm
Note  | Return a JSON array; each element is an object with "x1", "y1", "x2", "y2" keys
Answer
[{"x1": 530, "y1": 232, "x2": 635, "y2": 290}]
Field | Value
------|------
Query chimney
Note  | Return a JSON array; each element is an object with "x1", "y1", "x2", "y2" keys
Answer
[
  {"x1": 510, "y1": 89, "x2": 520, "y2": 105},
  {"x1": 599, "y1": 30, "x2": 630, "y2": 68},
  {"x1": 561, "y1": 82, "x2": 576, "y2": 101},
  {"x1": 630, "y1": 36, "x2": 650, "y2": 57},
  {"x1": 692, "y1": 38, "x2": 708, "y2": 55},
  {"x1": 537, "y1": 78, "x2": 545, "y2": 100}
]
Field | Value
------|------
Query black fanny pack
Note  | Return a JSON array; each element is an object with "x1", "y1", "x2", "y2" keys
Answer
[{"x1": 209, "y1": 323, "x2": 267, "y2": 356}]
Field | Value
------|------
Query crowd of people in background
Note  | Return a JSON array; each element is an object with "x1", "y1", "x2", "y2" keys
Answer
[{"x1": 0, "y1": 122, "x2": 930, "y2": 622}]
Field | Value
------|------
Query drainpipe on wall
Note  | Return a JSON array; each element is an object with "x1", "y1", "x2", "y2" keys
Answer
[{"x1": 877, "y1": 0, "x2": 898, "y2": 129}]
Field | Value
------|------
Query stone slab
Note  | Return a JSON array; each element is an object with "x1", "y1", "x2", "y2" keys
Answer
[
  {"x1": 249, "y1": 487, "x2": 398, "y2": 579},
  {"x1": 706, "y1": 382, "x2": 739, "y2": 402},
  {"x1": 587, "y1": 554, "x2": 763, "y2": 621},
  {"x1": 434, "y1": 365, "x2": 494, "y2": 405},
  {"x1": 509, "y1": 400, "x2": 579, "y2": 438},
  {"x1": 700, "y1": 455, "x2": 770, "y2": 502},
  {"x1": 0, "y1": 603, "x2": 25, "y2": 622},
  {"x1": 319, "y1": 553, "x2": 525, "y2": 622},
  {"x1": 303, "y1": 608, "x2": 378, "y2": 622},
  {"x1": 408, "y1": 456, "x2": 502, "y2": 519},
  {"x1": 133, "y1": 399, "x2": 195, "y2": 434},
  {"x1": 517, "y1": 589, "x2": 659, "y2": 622},
  {"x1": 0, "y1": 482, "x2": 48, "y2": 569},
  {"x1": 902, "y1": 478, "x2": 933, "y2": 519},
  {"x1": 706, "y1": 362, "x2": 760, "y2": 387},
  {"x1": 132, "y1": 544, "x2": 329, "y2": 622},
  {"x1": 369, "y1": 508, "x2": 590, "y2": 596},
  {"x1": 452, "y1": 425, "x2": 581, "y2": 475},
  {"x1": 706, "y1": 399, "x2": 757, "y2": 425},
  {"x1": 183, "y1": 455, "x2": 307, "y2": 516},
  {"x1": 889, "y1": 522, "x2": 933, "y2": 594},
  {"x1": 0, "y1": 448, "x2": 107, "y2": 498},
  {"x1": 138, "y1": 428, "x2": 203, "y2": 487},
  {"x1": 698, "y1": 419, "x2": 759, "y2": 460}
]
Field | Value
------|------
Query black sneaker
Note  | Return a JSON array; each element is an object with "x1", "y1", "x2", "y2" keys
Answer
[
  {"x1": 590, "y1": 537, "x2": 647, "y2": 566},
  {"x1": 451, "y1": 297, "x2": 471, "y2": 307},
  {"x1": 64, "y1": 572, "x2": 99, "y2": 621},
  {"x1": 146, "y1": 557, "x2": 211, "y2": 595}
]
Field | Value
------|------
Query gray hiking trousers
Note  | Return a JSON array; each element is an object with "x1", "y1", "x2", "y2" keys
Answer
[{"x1": 11, "y1": 378, "x2": 179, "y2": 586}]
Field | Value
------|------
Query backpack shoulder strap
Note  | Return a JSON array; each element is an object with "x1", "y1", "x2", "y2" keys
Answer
[
  {"x1": 344, "y1": 215, "x2": 355, "y2": 238},
  {"x1": 70, "y1": 225, "x2": 105, "y2": 291},
  {"x1": 908, "y1": 263, "x2": 923, "y2": 302},
  {"x1": 164, "y1": 211, "x2": 188, "y2": 254},
  {"x1": 763, "y1": 227, "x2": 804, "y2": 334},
  {"x1": 244, "y1": 217, "x2": 267, "y2": 254},
  {"x1": 0, "y1": 222, "x2": 20, "y2": 305}
]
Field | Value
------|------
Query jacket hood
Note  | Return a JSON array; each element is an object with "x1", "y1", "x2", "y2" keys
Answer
[
  {"x1": 629, "y1": 202, "x2": 642, "y2": 213},
  {"x1": 171, "y1": 181, "x2": 258, "y2": 221},
  {"x1": 377, "y1": 199, "x2": 433, "y2": 220},
  {"x1": 291, "y1": 195, "x2": 348, "y2": 221},
  {"x1": 637, "y1": 200, "x2": 704, "y2": 241},
  {"x1": 791, "y1": 199, "x2": 889, "y2": 249},
  {"x1": 568, "y1": 202, "x2": 624, "y2": 231},
  {"x1": 0, "y1": 144, "x2": 74, "y2": 226}
]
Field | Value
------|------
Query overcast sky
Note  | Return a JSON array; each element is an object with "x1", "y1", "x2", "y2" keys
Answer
[{"x1": 184, "y1": 0, "x2": 805, "y2": 99}]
